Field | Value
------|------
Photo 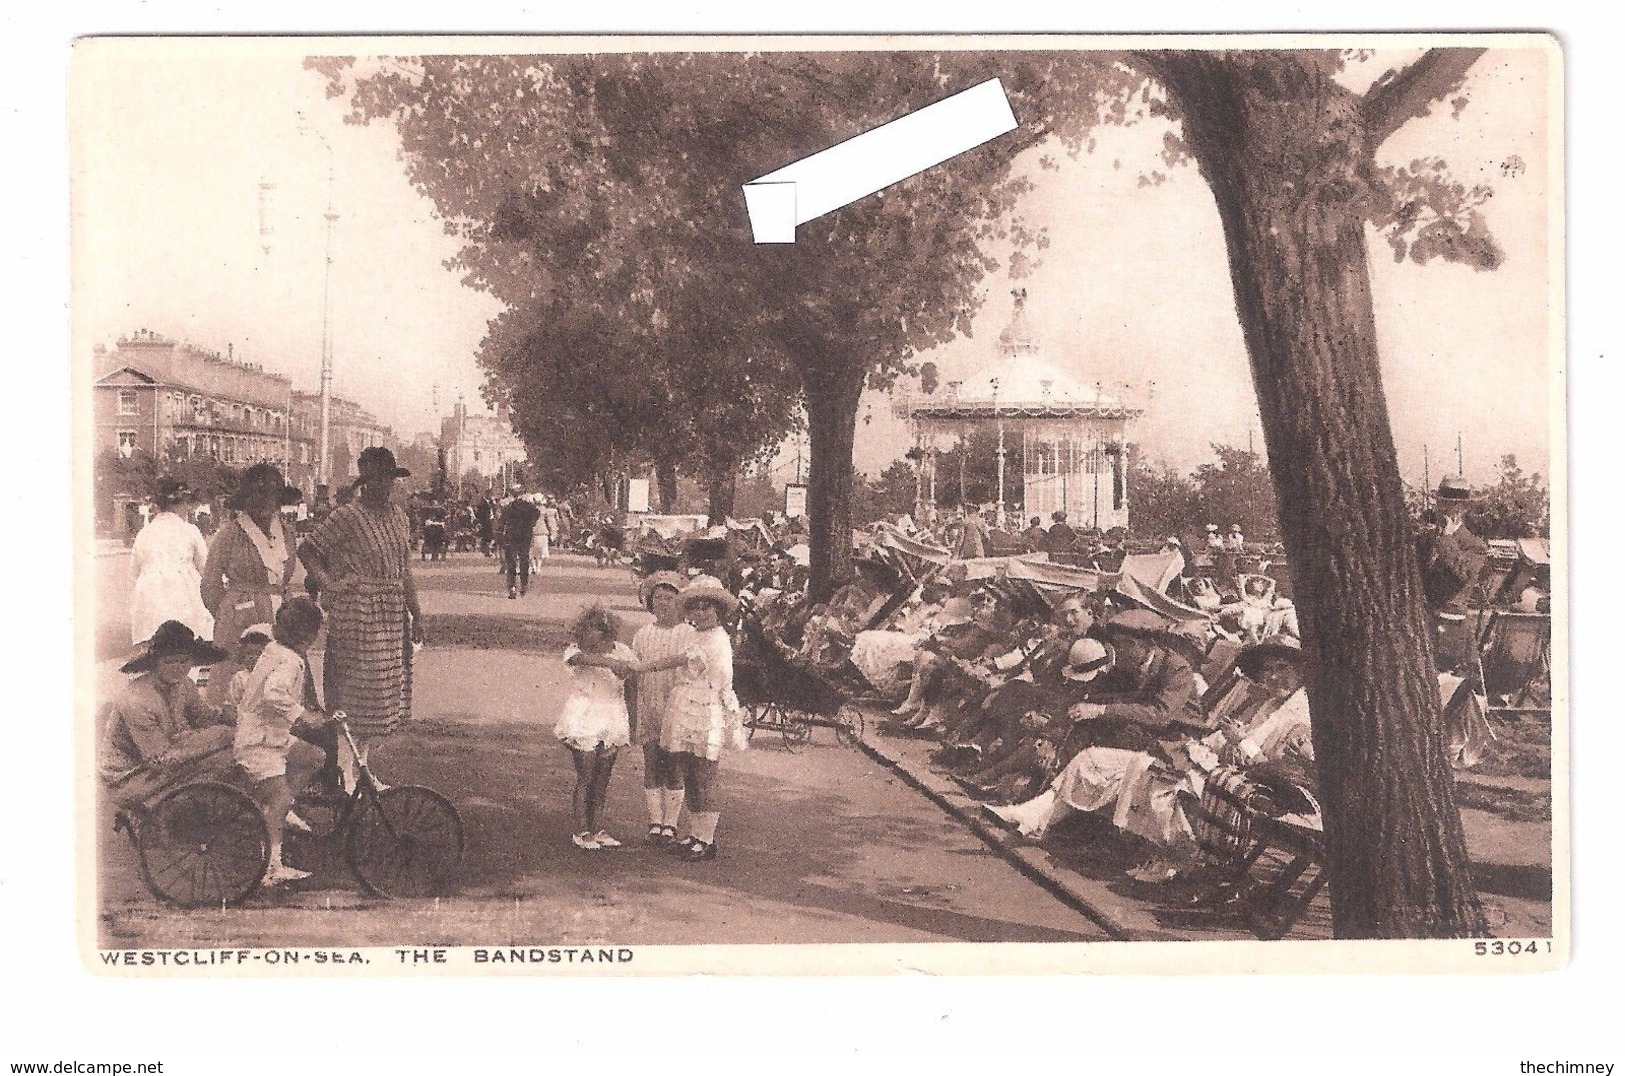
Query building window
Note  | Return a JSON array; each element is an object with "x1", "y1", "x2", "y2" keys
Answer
[
  {"x1": 117, "y1": 389, "x2": 139, "y2": 416},
  {"x1": 116, "y1": 430, "x2": 137, "y2": 458}
]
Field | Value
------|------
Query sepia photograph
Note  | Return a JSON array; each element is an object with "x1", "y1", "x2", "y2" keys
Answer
[{"x1": 72, "y1": 33, "x2": 1563, "y2": 972}]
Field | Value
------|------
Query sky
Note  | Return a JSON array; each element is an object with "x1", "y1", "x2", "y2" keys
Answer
[{"x1": 72, "y1": 40, "x2": 1555, "y2": 488}]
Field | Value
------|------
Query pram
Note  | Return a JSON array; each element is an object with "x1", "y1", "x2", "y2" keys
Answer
[{"x1": 733, "y1": 601, "x2": 868, "y2": 752}]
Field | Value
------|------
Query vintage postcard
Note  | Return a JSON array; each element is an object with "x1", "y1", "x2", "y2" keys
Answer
[{"x1": 72, "y1": 32, "x2": 1565, "y2": 975}]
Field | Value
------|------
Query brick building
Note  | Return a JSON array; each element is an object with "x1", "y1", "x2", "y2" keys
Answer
[{"x1": 93, "y1": 329, "x2": 293, "y2": 469}]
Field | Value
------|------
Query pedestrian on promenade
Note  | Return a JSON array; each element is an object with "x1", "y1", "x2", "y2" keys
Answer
[
  {"x1": 475, "y1": 494, "x2": 495, "y2": 557},
  {"x1": 201, "y1": 463, "x2": 304, "y2": 696},
  {"x1": 497, "y1": 486, "x2": 542, "y2": 599},
  {"x1": 639, "y1": 576, "x2": 745, "y2": 861},
  {"x1": 129, "y1": 478, "x2": 213, "y2": 646},
  {"x1": 629, "y1": 572, "x2": 693, "y2": 845},
  {"x1": 296, "y1": 447, "x2": 423, "y2": 791},
  {"x1": 955, "y1": 502, "x2": 988, "y2": 559},
  {"x1": 540, "y1": 496, "x2": 561, "y2": 559},
  {"x1": 555, "y1": 604, "x2": 638, "y2": 850}
]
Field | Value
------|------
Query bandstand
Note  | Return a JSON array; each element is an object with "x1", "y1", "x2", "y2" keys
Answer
[{"x1": 894, "y1": 290, "x2": 1143, "y2": 531}]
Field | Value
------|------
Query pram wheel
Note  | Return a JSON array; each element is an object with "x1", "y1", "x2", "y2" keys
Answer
[
  {"x1": 781, "y1": 712, "x2": 814, "y2": 752},
  {"x1": 835, "y1": 705, "x2": 866, "y2": 747},
  {"x1": 135, "y1": 781, "x2": 270, "y2": 908},
  {"x1": 346, "y1": 786, "x2": 465, "y2": 898}
]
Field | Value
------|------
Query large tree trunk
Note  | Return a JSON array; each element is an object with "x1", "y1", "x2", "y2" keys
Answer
[
  {"x1": 1160, "y1": 54, "x2": 1487, "y2": 938},
  {"x1": 655, "y1": 459, "x2": 679, "y2": 513},
  {"x1": 706, "y1": 470, "x2": 737, "y2": 526},
  {"x1": 804, "y1": 368, "x2": 864, "y2": 603}
]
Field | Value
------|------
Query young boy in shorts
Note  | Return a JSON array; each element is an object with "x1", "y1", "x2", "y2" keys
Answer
[{"x1": 234, "y1": 597, "x2": 331, "y2": 886}]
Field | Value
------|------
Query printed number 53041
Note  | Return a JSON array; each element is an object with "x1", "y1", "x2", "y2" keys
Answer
[{"x1": 1474, "y1": 940, "x2": 1551, "y2": 956}]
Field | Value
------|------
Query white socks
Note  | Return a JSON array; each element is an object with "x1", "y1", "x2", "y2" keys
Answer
[
  {"x1": 689, "y1": 811, "x2": 720, "y2": 844},
  {"x1": 661, "y1": 788, "x2": 686, "y2": 828}
]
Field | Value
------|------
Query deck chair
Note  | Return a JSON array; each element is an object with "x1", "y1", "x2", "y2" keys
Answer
[
  {"x1": 1187, "y1": 765, "x2": 1327, "y2": 940},
  {"x1": 1477, "y1": 611, "x2": 1551, "y2": 713}
]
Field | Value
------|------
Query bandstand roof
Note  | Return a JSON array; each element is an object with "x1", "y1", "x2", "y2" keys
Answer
[{"x1": 900, "y1": 290, "x2": 1143, "y2": 422}]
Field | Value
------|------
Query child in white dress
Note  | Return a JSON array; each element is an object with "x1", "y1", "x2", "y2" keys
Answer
[
  {"x1": 629, "y1": 572, "x2": 693, "y2": 845},
  {"x1": 555, "y1": 605, "x2": 638, "y2": 850},
  {"x1": 641, "y1": 576, "x2": 743, "y2": 861}
]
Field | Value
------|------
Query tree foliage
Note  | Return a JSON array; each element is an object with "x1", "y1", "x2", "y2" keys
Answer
[{"x1": 1467, "y1": 454, "x2": 1549, "y2": 539}]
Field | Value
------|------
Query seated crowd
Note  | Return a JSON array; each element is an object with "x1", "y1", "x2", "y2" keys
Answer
[{"x1": 738, "y1": 550, "x2": 1315, "y2": 889}]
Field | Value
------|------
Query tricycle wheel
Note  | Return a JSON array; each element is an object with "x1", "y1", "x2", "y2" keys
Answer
[
  {"x1": 136, "y1": 782, "x2": 269, "y2": 908},
  {"x1": 781, "y1": 711, "x2": 815, "y2": 752},
  {"x1": 345, "y1": 786, "x2": 464, "y2": 898}
]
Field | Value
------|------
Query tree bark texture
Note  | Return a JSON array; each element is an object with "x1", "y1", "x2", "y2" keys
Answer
[
  {"x1": 655, "y1": 460, "x2": 679, "y2": 513},
  {"x1": 1155, "y1": 53, "x2": 1488, "y2": 938},
  {"x1": 805, "y1": 369, "x2": 865, "y2": 604},
  {"x1": 707, "y1": 471, "x2": 738, "y2": 526}
]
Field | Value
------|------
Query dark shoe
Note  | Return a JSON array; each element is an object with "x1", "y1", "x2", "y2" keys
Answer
[
  {"x1": 669, "y1": 836, "x2": 697, "y2": 855},
  {"x1": 658, "y1": 824, "x2": 679, "y2": 846},
  {"x1": 647, "y1": 823, "x2": 666, "y2": 845},
  {"x1": 683, "y1": 840, "x2": 717, "y2": 861},
  {"x1": 508, "y1": 587, "x2": 518, "y2": 599}
]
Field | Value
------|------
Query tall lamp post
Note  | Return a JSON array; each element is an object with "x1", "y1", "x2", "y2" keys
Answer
[
  {"x1": 299, "y1": 120, "x2": 338, "y2": 491},
  {"x1": 992, "y1": 377, "x2": 1006, "y2": 529}
]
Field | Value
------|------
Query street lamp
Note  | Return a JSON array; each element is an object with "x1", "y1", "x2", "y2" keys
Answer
[
  {"x1": 298, "y1": 118, "x2": 338, "y2": 491},
  {"x1": 992, "y1": 376, "x2": 1006, "y2": 529}
]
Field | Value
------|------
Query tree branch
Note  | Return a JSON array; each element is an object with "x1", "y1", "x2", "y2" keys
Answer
[{"x1": 1361, "y1": 48, "x2": 1486, "y2": 151}]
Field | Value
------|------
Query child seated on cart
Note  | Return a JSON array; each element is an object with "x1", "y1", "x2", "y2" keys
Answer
[
  {"x1": 100, "y1": 621, "x2": 236, "y2": 811},
  {"x1": 232, "y1": 597, "x2": 334, "y2": 886}
]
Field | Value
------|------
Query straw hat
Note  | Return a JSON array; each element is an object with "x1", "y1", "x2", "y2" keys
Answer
[
  {"x1": 638, "y1": 570, "x2": 686, "y2": 609},
  {"x1": 681, "y1": 575, "x2": 736, "y2": 618},
  {"x1": 1062, "y1": 638, "x2": 1115, "y2": 683}
]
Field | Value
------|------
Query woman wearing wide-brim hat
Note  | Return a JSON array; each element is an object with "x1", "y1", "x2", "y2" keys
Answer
[
  {"x1": 634, "y1": 576, "x2": 743, "y2": 860},
  {"x1": 297, "y1": 447, "x2": 423, "y2": 789},
  {"x1": 129, "y1": 478, "x2": 214, "y2": 646},
  {"x1": 100, "y1": 620, "x2": 234, "y2": 809},
  {"x1": 201, "y1": 463, "x2": 306, "y2": 698}
]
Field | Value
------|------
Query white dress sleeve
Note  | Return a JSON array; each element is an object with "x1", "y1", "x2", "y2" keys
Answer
[{"x1": 261, "y1": 654, "x2": 309, "y2": 727}]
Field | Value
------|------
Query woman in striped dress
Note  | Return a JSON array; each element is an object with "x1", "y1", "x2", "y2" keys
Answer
[{"x1": 297, "y1": 447, "x2": 424, "y2": 788}]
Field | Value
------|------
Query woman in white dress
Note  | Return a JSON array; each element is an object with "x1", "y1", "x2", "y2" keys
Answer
[
  {"x1": 128, "y1": 479, "x2": 213, "y2": 645},
  {"x1": 848, "y1": 580, "x2": 951, "y2": 696}
]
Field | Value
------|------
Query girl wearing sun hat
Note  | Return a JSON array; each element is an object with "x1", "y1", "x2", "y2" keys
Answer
[
  {"x1": 635, "y1": 575, "x2": 743, "y2": 861},
  {"x1": 630, "y1": 571, "x2": 694, "y2": 845}
]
